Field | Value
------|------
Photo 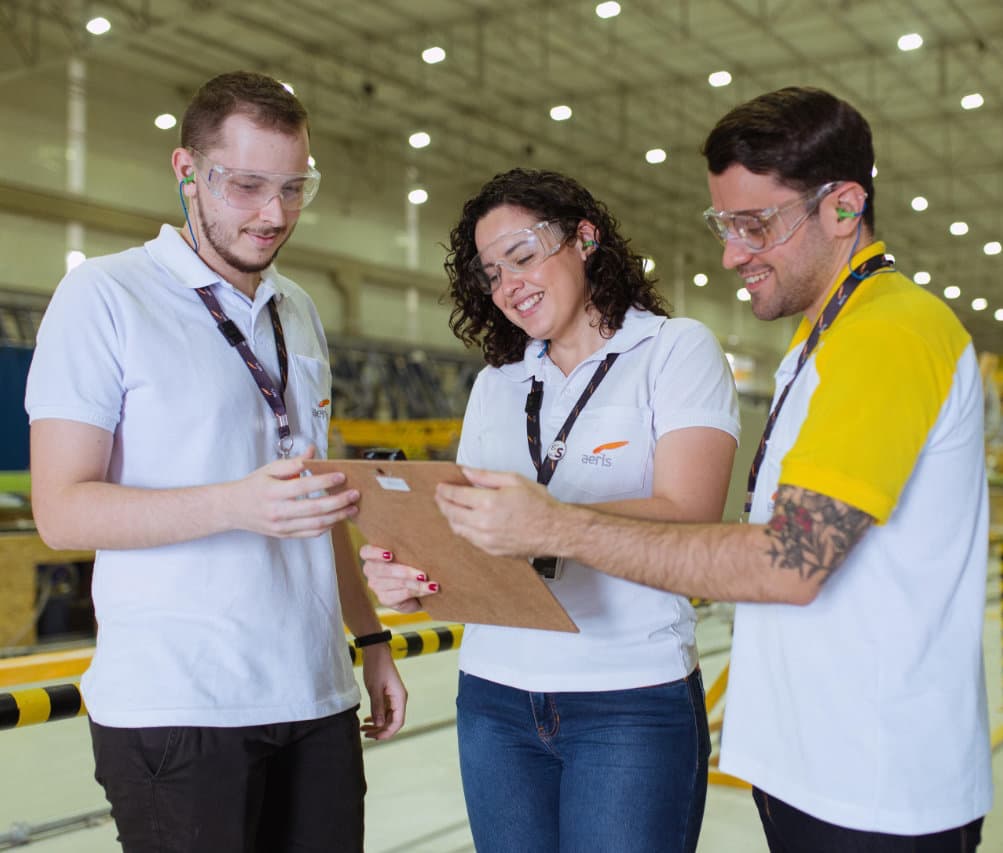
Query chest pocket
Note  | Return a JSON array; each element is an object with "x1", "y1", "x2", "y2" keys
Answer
[
  {"x1": 552, "y1": 405, "x2": 652, "y2": 500},
  {"x1": 286, "y1": 353, "x2": 332, "y2": 455}
]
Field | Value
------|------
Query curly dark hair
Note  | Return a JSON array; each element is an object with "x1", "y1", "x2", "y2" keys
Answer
[{"x1": 445, "y1": 168, "x2": 668, "y2": 367}]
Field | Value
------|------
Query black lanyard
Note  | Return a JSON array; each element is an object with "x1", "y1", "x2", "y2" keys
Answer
[
  {"x1": 526, "y1": 353, "x2": 619, "y2": 487},
  {"x1": 745, "y1": 253, "x2": 894, "y2": 514},
  {"x1": 194, "y1": 286, "x2": 293, "y2": 458}
]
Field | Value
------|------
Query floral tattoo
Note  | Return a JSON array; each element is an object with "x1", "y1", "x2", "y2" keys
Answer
[{"x1": 764, "y1": 485, "x2": 872, "y2": 582}]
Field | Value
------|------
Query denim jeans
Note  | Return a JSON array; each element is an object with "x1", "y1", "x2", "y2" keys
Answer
[
  {"x1": 753, "y1": 787, "x2": 984, "y2": 853},
  {"x1": 456, "y1": 670, "x2": 710, "y2": 853}
]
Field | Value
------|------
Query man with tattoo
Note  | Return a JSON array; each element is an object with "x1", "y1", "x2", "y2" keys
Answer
[{"x1": 402, "y1": 88, "x2": 992, "y2": 851}]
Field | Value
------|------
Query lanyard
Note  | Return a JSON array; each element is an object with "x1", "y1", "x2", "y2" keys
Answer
[
  {"x1": 526, "y1": 353, "x2": 619, "y2": 487},
  {"x1": 744, "y1": 253, "x2": 894, "y2": 514},
  {"x1": 194, "y1": 286, "x2": 293, "y2": 458}
]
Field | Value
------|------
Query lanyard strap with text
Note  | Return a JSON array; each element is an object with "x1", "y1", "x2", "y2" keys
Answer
[
  {"x1": 526, "y1": 353, "x2": 619, "y2": 487},
  {"x1": 744, "y1": 253, "x2": 894, "y2": 514},
  {"x1": 194, "y1": 286, "x2": 293, "y2": 458}
]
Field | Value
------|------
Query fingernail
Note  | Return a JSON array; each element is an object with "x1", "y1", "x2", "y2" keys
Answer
[
  {"x1": 382, "y1": 551, "x2": 392, "y2": 560},
  {"x1": 415, "y1": 573, "x2": 426, "y2": 582},
  {"x1": 427, "y1": 582, "x2": 439, "y2": 592}
]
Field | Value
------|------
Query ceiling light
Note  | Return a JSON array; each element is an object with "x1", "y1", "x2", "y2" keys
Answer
[
  {"x1": 550, "y1": 105, "x2": 573, "y2": 121},
  {"x1": 960, "y1": 93, "x2": 984, "y2": 110},
  {"x1": 949, "y1": 221, "x2": 969, "y2": 236},
  {"x1": 86, "y1": 17, "x2": 111, "y2": 35},
  {"x1": 708, "y1": 71, "x2": 732, "y2": 88},
  {"x1": 972, "y1": 297, "x2": 988, "y2": 311},
  {"x1": 595, "y1": 1, "x2": 621, "y2": 18},
  {"x1": 897, "y1": 33, "x2": 923, "y2": 51},
  {"x1": 943, "y1": 285, "x2": 961, "y2": 300},
  {"x1": 409, "y1": 131, "x2": 431, "y2": 149},
  {"x1": 736, "y1": 287, "x2": 751, "y2": 302},
  {"x1": 984, "y1": 241, "x2": 1002, "y2": 256},
  {"x1": 910, "y1": 196, "x2": 928, "y2": 212},
  {"x1": 642, "y1": 258, "x2": 656, "y2": 273},
  {"x1": 913, "y1": 271, "x2": 931, "y2": 285},
  {"x1": 996, "y1": 309, "x2": 1003, "y2": 322},
  {"x1": 407, "y1": 188, "x2": 428, "y2": 205},
  {"x1": 645, "y1": 148, "x2": 667, "y2": 164},
  {"x1": 422, "y1": 46, "x2": 446, "y2": 64},
  {"x1": 65, "y1": 250, "x2": 86, "y2": 271},
  {"x1": 280, "y1": 82, "x2": 295, "y2": 95},
  {"x1": 153, "y1": 113, "x2": 176, "y2": 130},
  {"x1": 871, "y1": 164, "x2": 878, "y2": 178},
  {"x1": 693, "y1": 273, "x2": 708, "y2": 287}
]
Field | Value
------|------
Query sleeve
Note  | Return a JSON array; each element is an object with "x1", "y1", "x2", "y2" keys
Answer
[
  {"x1": 650, "y1": 320, "x2": 741, "y2": 442},
  {"x1": 779, "y1": 316, "x2": 968, "y2": 523},
  {"x1": 454, "y1": 367, "x2": 488, "y2": 467},
  {"x1": 24, "y1": 266, "x2": 125, "y2": 432}
]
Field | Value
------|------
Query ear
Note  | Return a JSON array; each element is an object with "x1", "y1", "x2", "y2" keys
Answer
[
  {"x1": 826, "y1": 181, "x2": 867, "y2": 236},
  {"x1": 171, "y1": 148, "x2": 197, "y2": 195},
  {"x1": 576, "y1": 219, "x2": 600, "y2": 259}
]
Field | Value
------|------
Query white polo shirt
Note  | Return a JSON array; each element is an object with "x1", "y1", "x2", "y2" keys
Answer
[
  {"x1": 25, "y1": 225, "x2": 361, "y2": 728},
  {"x1": 720, "y1": 243, "x2": 993, "y2": 833},
  {"x1": 456, "y1": 309, "x2": 739, "y2": 691}
]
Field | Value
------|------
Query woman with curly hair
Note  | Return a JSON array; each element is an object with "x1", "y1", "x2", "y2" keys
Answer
[{"x1": 363, "y1": 168, "x2": 739, "y2": 852}]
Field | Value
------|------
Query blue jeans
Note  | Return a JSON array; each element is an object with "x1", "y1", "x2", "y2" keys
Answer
[{"x1": 456, "y1": 670, "x2": 710, "y2": 853}]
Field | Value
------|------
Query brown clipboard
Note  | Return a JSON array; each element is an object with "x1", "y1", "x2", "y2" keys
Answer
[{"x1": 307, "y1": 459, "x2": 578, "y2": 633}]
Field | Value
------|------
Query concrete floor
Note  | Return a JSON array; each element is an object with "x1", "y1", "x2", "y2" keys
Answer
[{"x1": 2, "y1": 595, "x2": 1001, "y2": 852}]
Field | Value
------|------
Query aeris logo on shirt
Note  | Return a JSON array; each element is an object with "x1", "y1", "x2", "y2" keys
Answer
[
  {"x1": 312, "y1": 398, "x2": 331, "y2": 420},
  {"x1": 581, "y1": 440, "x2": 629, "y2": 468}
]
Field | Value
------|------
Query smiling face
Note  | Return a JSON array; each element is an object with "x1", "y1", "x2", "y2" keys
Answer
[
  {"x1": 708, "y1": 164, "x2": 843, "y2": 322},
  {"x1": 475, "y1": 205, "x2": 601, "y2": 365},
  {"x1": 178, "y1": 112, "x2": 310, "y2": 294}
]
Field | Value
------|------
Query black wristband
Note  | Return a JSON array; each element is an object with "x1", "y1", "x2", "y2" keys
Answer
[{"x1": 353, "y1": 629, "x2": 392, "y2": 649}]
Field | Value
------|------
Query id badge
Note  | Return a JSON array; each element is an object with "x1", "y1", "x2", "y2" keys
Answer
[{"x1": 530, "y1": 555, "x2": 564, "y2": 580}]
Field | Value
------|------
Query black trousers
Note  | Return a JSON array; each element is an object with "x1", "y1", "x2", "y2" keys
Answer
[
  {"x1": 753, "y1": 787, "x2": 983, "y2": 853},
  {"x1": 90, "y1": 707, "x2": 365, "y2": 853}
]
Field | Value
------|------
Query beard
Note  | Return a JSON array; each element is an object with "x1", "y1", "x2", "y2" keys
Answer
[{"x1": 197, "y1": 202, "x2": 289, "y2": 274}]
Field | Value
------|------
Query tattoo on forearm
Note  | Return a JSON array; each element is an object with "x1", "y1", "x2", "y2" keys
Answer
[{"x1": 763, "y1": 486, "x2": 872, "y2": 582}]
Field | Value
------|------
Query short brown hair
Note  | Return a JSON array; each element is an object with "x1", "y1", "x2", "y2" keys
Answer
[{"x1": 180, "y1": 70, "x2": 309, "y2": 152}]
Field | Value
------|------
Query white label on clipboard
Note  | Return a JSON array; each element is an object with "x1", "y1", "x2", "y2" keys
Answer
[{"x1": 375, "y1": 475, "x2": 411, "y2": 492}]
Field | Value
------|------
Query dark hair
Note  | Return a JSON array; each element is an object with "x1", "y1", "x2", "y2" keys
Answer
[
  {"x1": 180, "y1": 71, "x2": 310, "y2": 152},
  {"x1": 445, "y1": 168, "x2": 668, "y2": 367},
  {"x1": 702, "y1": 87, "x2": 876, "y2": 229}
]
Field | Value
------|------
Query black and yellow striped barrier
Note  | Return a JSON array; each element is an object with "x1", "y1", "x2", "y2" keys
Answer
[
  {"x1": 0, "y1": 684, "x2": 86, "y2": 729},
  {"x1": 348, "y1": 623, "x2": 464, "y2": 665},
  {"x1": 2, "y1": 624, "x2": 465, "y2": 730}
]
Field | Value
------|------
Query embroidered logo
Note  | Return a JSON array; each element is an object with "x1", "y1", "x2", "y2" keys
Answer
[
  {"x1": 312, "y1": 398, "x2": 331, "y2": 421},
  {"x1": 581, "y1": 440, "x2": 629, "y2": 468}
]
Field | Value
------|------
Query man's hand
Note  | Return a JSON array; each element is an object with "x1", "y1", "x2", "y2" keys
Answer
[
  {"x1": 224, "y1": 446, "x2": 360, "y2": 538},
  {"x1": 360, "y1": 545, "x2": 438, "y2": 613},
  {"x1": 434, "y1": 468, "x2": 562, "y2": 558},
  {"x1": 358, "y1": 644, "x2": 407, "y2": 741}
]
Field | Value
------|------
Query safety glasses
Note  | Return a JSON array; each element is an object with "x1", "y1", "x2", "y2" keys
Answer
[
  {"x1": 703, "y1": 181, "x2": 839, "y2": 253},
  {"x1": 468, "y1": 220, "x2": 567, "y2": 293},
  {"x1": 191, "y1": 150, "x2": 321, "y2": 211}
]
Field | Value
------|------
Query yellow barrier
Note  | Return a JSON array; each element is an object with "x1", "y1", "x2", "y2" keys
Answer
[{"x1": 1, "y1": 623, "x2": 464, "y2": 730}]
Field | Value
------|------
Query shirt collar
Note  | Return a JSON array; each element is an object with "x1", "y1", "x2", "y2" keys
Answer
[
  {"x1": 145, "y1": 224, "x2": 283, "y2": 305},
  {"x1": 499, "y1": 307, "x2": 666, "y2": 382}
]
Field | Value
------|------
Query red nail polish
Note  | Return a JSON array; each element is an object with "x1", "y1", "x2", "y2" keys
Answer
[
  {"x1": 382, "y1": 551, "x2": 392, "y2": 560},
  {"x1": 415, "y1": 574, "x2": 427, "y2": 582},
  {"x1": 427, "y1": 582, "x2": 439, "y2": 592}
]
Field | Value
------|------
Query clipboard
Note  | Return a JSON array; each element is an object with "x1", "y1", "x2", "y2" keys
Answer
[{"x1": 307, "y1": 459, "x2": 578, "y2": 633}]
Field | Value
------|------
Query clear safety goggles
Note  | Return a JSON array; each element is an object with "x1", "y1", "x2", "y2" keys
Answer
[
  {"x1": 192, "y1": 150, "x2": 322, "y2": 211},
  {"x1": 468, "y1": 220, "x2": 567, "y2": 293},
  {"x1": 703, "y1": 181, "x2": 839, "y2": 253}
]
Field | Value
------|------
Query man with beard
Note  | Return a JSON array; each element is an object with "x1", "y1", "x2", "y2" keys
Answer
[
  {"x1": 25, "y1": 71, "x2": 405, "y2": 852},
  {"x1": 425, "y1": 87, "x2": 992, "y2": 852}
]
